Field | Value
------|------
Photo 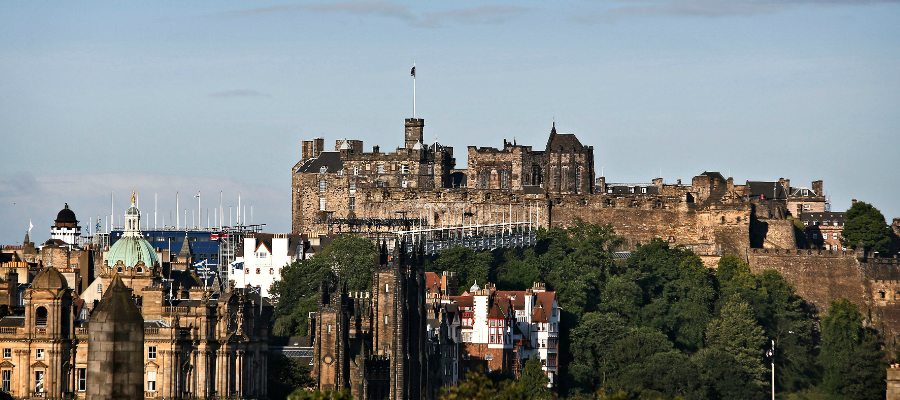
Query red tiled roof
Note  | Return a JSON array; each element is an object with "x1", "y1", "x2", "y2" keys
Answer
[{"x1": 425, "y1": 272, "x2": 441, "y2": 293}]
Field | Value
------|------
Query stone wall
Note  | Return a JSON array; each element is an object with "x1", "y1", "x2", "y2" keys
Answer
[{"x1": 746, "y1": 249, "x2": 900, "y2": 356}]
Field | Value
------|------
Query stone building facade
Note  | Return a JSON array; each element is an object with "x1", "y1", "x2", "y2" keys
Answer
[
  {"x1": 0, "y1": 195, "x2": 269, "y2": 399},
  {"x1": 311, "y1": 241, "x2": 427, "y2": 400}
]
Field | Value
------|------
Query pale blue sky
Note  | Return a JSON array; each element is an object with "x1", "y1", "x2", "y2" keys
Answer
[{"x1": 1, "y1": 1, "x2": 898, "y2": 244}]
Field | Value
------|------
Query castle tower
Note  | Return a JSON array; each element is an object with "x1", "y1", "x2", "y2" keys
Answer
[
  {"x1": 404, "y1": 118, "x2": 424, "y2": 150},
  {"x1": 86, "y1": 274, "x2": 144, "y2": 400}
]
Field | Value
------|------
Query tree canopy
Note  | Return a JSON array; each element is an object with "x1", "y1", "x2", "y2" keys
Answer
[{"x1": 841, "y1": 201, "x2": 892, "y2": 253}]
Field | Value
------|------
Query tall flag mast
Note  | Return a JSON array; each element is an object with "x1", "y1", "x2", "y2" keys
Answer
[{"x1": 410, "y1": 62, "x2": 416, "y2": 118}]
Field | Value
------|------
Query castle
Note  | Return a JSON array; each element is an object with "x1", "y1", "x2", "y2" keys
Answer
[
  {"x1": 293, "y1": 116, "x2": 900, "y2": 358},
  {"x1": 290, "y1": 118, "x2": 830, "y2": 257}
]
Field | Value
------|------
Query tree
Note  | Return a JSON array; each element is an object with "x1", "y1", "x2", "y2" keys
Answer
[
  {"x1": 818, "y1": 298, "x2": 887, "y2": 399},
  {"x1": 268, "y1": 353, "x2": 315, "y2": 400},
  {"x1": 569, "y1": 312, "x2": 629, "y2": 390},
  {"x1": 702, "y1": 294, "x2": 768, "y2": 399},
  {"x1": 431, "y1": 245, "x2": 493, "y2": 295},
  {"x1": 515, "y1": 355, "x2": 553, "y2": 400},
  {"x1": 716, "y1": 257, "x2": 818, "y2": 393},
  {"x1": 270, "y1": 234, "x2": 376, "y2": 336},
  {"x1": 287, "y1": 388, "x2": 354, "y2": 400},
  {"x1": 841, "y1": 201, "x2": 892, "y2": 253}
]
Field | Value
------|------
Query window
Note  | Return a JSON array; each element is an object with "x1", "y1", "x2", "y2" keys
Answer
[
  {"x1": 376, "y1": 180, "x2": 384, "y2": 188},
  {"x1": 147, "y1": 370, "x2": 156, "y2": 392},
  {"x1": 97, "y1": 283, "x2": 102, "y2": 293},
  {"x1": 3, "y1": 349, "x2": 9, "y2": 359},
  {"x1": 349, "y1": 181, "x2": 356, "y2": 192},
  {"x1": 641, "y1": 187, "x2": 647, "y2": 194},
  {"x1": 804, "y1": 204, "x2": 811, "y2": 210},
  {"x1": 575, "y1": 168, "x2": 581, "y2": 190},
  {"x1": 385, "y1": 283, "x2": 389, "y2": 293},
  {"x1": 148, "y1": 346, "x2": 157, "y2": 359},
  {"x1": 401, "y1": 180, "x2": 408, "y2": 188},
  {"x1": 833, "y1": 233, "x2": 839, "y2": 240},
  {"x1": 401, "y1": 164, "x2": 409, "y2": 174},
  {"x1": 319, "y1": 198, "x2": 326, "y2": 211},
  {"x1": 245, "y1": 268, "x2": 250, "y2": 274},
  {"x1": 3, "y1": 370, "x2": 12, "y2": 392},
  {"x1": 485, "y1": 354, "x2": 493, "y2": 361},
  {"x1": 803, "y1": 220, "x2": 808, "y2": 225},
  {"x1": 278, "y1": 268, "x2": 283, "y2": 275},
  {"x1": 480, "y1": 170, "x2": 488, "y2": 189},
  {"x1": 353, "y1": 166, "x2": 359, "y2": 176},
  {"x1": 629, "y1": 186, "x2": 635, "y2": 194},
  {"x1": 384, "y1": 315, "x2": 389, "y2": 326},
  {"x1": 35, "y1": 307, "x2": 48, "y2": 327},
  {"x1": 319, "y1": 180, "x2": 327, "y2": 192},
  {"x1": 136, "y1": 266, "x2": 143, "y2": 274},
  {"x1": 501, "y1": 170, "x2": 509, "y2": 189},
  {"x1": 327, "y1": 324, "x2": 332, "y2": 333},
  {"x1": 377, "y1": 164, "x2": 385, "y2": 174},
  {"x1": 813, "y1": 220, "x2": 818, "y2": 226},
  {"x1": 270, "y1": 268, "x2": 274, "y2": 275},
  {"x1": 319, "y1": 166, "x2": 327, "y2": 174},
  {"x1": 34, "y1": 370, "x2": 44, "y2": 393},
  {"x1": 256, "y1": 268, "x2": 261, "y2": 275},
  {"x1": 348, "y1": 197, "x2": 355, "y2": 211}
]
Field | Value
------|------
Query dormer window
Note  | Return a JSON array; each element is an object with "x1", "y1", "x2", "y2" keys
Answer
[
  {"x1": 319, "y1": 166, "x2": 328, "y2": 174},
  {"x1": 136, "y1": 267, "x2": 143, "y2": 274}
]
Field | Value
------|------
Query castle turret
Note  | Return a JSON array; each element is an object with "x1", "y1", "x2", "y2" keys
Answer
[{"x1": 405, "y1": 118, "x2": 424, "y2": 150}]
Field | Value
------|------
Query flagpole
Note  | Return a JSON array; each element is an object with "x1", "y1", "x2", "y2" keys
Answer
[{"x1": 412, "y1": 61, "x2": 416, "y2": 118}]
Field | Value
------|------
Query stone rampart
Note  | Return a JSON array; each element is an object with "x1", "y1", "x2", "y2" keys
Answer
[{"x1": 747, "y1": 249, "x2": 900, "y2": 356}]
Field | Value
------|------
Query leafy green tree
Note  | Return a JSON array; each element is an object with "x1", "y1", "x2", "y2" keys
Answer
[
  {"x1": 270, "y1": 234, "x2": 376, "y2": 336},
  {"x1": 841, "y1": 201, "x2": 892, "y2": 253},
  {"x1": 268, "y1": 353, "x2": 315, "y2": 400},
  {"x1": 430, "y1": 245, "x2": 493, "y2": 295},
  {"x1": 569, "y1": 312, "x2": 629, "y2": 390},
  {"x1": 625, "y1": 239, "x2": 716, "y2": 351},
  {"x1": 440, "y1": 371, "x2": 522, "y2": 400},
  {"x1": 818, "y1": 298, "x2": 887, "y2": 399},
  {"x1": 287, "y1": 388, "x2": 353, "y2": 400},
  {"x1": 716, "y1": 256, "x2": 818, "y2": 393},
  {"x1": 701, "y1": 294, "x2": 768, "y2": 399},
  {"x1": 515, "y1": 355, "x2": 553, "y2": 400}
]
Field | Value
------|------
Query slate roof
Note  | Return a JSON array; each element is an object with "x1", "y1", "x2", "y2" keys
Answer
[
  {"x1": 295, "y1": 151, "x2": 344, "y2": 174},
  {"x1": 800, "y1": 212, "x2": 847, "y2": 226},
  {"x1": 0, "y1": 316, "x2": 24, "y2": 328},
  {"x1": 746, "y1": 181, "x2": 788, "y2": 199}
]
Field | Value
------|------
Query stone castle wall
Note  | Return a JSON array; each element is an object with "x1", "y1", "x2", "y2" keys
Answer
[{"x1": 746, "y1": 249, "x2": 900, "y2": 356}]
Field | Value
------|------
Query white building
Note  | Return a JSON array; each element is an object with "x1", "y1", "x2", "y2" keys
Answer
[{"x1": 231, "y1": 233, "x2": 305, "y2": 297}]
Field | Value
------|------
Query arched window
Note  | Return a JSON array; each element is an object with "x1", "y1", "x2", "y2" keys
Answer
[
  {"x1": 136, "y1": 267, "x2": 143, "y2": 274},
  {"x1": 116, "y1": 266, "x2": 123, "y2": 274},
  {"x1": 35, "y1": 307, "x2": 48, "y2": 327}
]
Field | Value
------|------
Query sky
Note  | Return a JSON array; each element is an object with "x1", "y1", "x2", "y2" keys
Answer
[{"x1": 1, "y1": 0, "x2": 898, "y2": 245}]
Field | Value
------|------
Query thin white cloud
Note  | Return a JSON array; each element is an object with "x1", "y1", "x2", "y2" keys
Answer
[
  {"x1": 585, "y1": 0, "x2": 900, "y2": 22},
  {"x1": 219, "y1": 1, "x2": 415, "y2": 21},
  {"x1": 209, "y1": 89, "x2": 272, "y2": 98},
  {"x1": 416, "y1": 6, "x2": 529, "y2": 28},
  {"x1": 217, "y1": 2, "x2": 528, "y2": 27}
]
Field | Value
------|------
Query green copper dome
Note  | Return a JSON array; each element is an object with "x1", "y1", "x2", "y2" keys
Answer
[{"x1": 107, "y1": 235, "x2": 158, "y2": 268}]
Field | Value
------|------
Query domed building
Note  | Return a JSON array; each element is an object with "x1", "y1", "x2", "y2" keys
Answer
[
  {"x1": 104, "y1": 191, "x2": 159, "y2": 273},
  {"x1": 50, "y1": 203, "x2": 81, "y2": 246}
]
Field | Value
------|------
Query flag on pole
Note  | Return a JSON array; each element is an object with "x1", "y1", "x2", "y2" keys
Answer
[
  {"x1": 28, "y1": 219, "x2": 33, "y2": 233},
  {"x1": 410, "y1": 65, "x2": 416, "y2": 77},
  {"x1": 194, "y1": 192, "x2": 200, "y2": 198},
  {"x1": 231, "y1": 261, "x2": 244, "y2": 270}
]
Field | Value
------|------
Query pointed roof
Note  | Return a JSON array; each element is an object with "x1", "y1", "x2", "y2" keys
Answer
[
  {"x1": 91, "y1": 274, "x2": 143, "y2": 324},
  {"x1": 178, "y1": 235, "x2": 193, "y2": 259}
]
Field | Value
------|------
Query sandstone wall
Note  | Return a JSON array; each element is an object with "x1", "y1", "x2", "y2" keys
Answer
[{"x1": 747, "y1": 249, "x2": 900, "y2": 356}]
